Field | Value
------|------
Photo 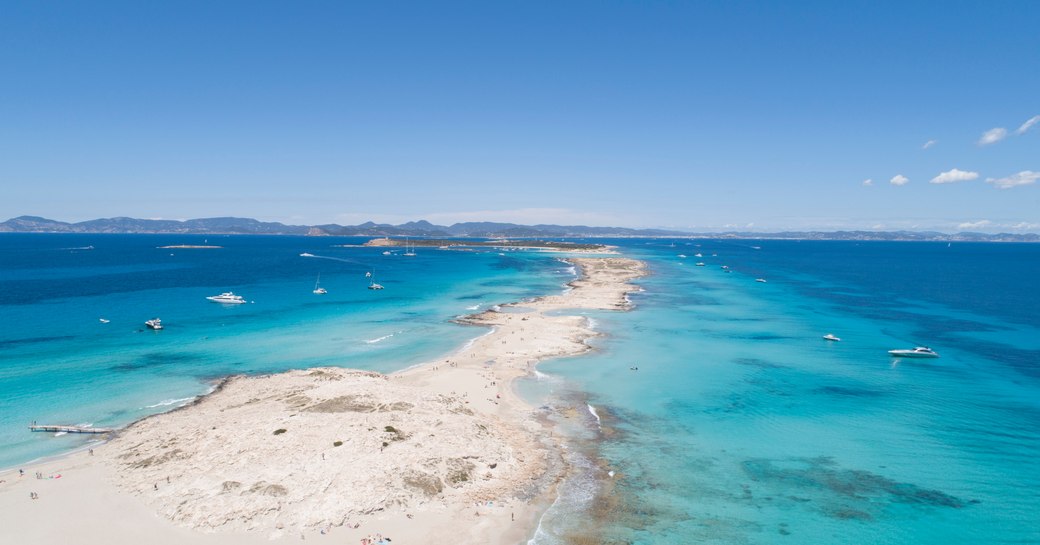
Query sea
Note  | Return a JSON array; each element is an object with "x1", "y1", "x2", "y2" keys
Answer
[{"x1": 2, "y1": 234, "x2": 1038, "y2": 544}]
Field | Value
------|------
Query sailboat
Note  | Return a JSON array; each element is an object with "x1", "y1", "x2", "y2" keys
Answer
[
  {"x1": 367, "y1": 271, "x2": 384, "y2": 290},
  {"x1": 402, "y1": 237, "x2": 416, "y2": 257},
  {"x1": 313, "y1": 273, "x2": 327, "y2": 294}
]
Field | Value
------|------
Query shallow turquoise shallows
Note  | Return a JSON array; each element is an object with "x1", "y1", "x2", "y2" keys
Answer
[
  {"x1": 2, "y1": 235, "x2": 1038, "y2": 544},
  {"x1": 0, "y1": 234, "x2": 573, "y2": 468},
  {"x1": 529, "y1": 239, "x2": 1040, "y2": 545}
]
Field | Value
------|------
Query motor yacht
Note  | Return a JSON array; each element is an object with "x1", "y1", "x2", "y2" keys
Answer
[
  {"x1": 207, "y1": 292, "x2": 247, "y2": 304},
  {"x1": 888, "y1": 346, "x2": 939, "y2": 358}
]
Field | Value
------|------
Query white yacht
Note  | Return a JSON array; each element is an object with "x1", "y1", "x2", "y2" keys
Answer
[
  {"x1": 145, "y1": 318, "x2": 163, "y2": 330},
  {"x1": 368, "y1": 281, "x2": 384, "y2": 290},
  {"x1": 207, "y1": 292, "x2": 247, "y2": 304},
  {"x1": 99, "y1": 318, "x2": 110, "y2": 324},
  {"x1": 694, "y1": 253, "x2": 703, "y2": 258},
  {"x1": 695, "y1": 262, "x2": 706, "y2": 266},
  {"x1": 822, "y1": 333, "x2": 841, "y2": 342},
  {"x1": 755, "y1": 278, "x2": 767, "y2": 283},
  {"x1": 888, "y1": 346, "x2": 939, "y2": 358}
]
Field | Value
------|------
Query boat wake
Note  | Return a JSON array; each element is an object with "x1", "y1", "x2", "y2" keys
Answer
[
  {"x1": 365, "y1": 333, "x2": 396, "y2": 344},
  {"x1": 299, "y1": 253, "x2": 364, "y2": 266}
]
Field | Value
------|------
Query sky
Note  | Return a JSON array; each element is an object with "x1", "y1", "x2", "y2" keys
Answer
[{"x1": 1, "y1": 1, "x2": 1037, "y2": 233}]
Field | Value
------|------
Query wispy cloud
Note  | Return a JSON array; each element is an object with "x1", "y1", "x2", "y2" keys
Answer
[
  {"x1": 889, "y1": 174, "x2": 909, "y2": 186},
  {"x1": 921, "y1": 139, "x2": 937, "y2": 149},
  {"x1": 978, "y1": 127, "x2": 1007, "y2": 146},
  {"x1": 862, "y1": 178, "x2": 873, "y2": 186},
  {"x1": 1016, "y1": 115, "x2": 1040, "y2": 135},
  {"x1": 930, "y1": 168, "x2": 979, "y2": 184},
  {"x1": 957, "y1": 220, "x2": 991, "y2": 230},
  {"x1": 986, "y1": 170, "x2": 1040, "y2": 190}
]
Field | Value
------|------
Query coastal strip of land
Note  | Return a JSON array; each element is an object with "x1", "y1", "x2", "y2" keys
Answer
[
  {"x1": 0, "y1": 257, "x2": 646, "y2": 544},
  {"x1": 358, "y1": 237, "x2": 614, "y2": 252}
]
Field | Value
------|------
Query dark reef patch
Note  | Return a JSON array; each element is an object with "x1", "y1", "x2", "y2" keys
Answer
[{"x1": 740, "y1": 456, "x2": 965, "y2": 521}]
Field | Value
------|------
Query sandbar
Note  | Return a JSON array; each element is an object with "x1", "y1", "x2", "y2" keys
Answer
[{"x1": 0, "y1": 257, "x2": 646, "y2": 544}]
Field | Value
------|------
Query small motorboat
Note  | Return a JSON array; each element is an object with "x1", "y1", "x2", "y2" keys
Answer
[
  {"x1": 368, "y1": 282, "x2": 384, "y2": 290},
  {"x1": 145, "y1": 318, "x2": 163, "y2": 330},
  {"x1": 695, "y1": 262, "x2": 706, "y2": 266},
  {"x1": 888, "y1": 346, "x2": 939, "y2": 358},
  {"x1": 755, "y1": 278, "x2": 767, "y2": 283},
  {"x1": 99, "y1": 318, "x2": 110, "y2": 324},
  {"x1": 822, "y1": 333, "x2": 841, "y2": 342}
]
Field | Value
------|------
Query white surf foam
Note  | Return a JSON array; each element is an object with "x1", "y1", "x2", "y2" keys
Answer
[
  {"x1": 142, "y1": 397, "x2": 196, "y2": 409},
  {"x1": 586, "y1": 403, "x2": 602, "y2": 428}
]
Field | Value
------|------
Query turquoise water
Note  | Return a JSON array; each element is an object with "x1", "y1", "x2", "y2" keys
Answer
[
  {"x1": 0, "y1": 234, "x2": 574, "y2": 469},
  {"x1": 530, "y1": 240, "x2": 1040, "y2": 544},
  {"x1": 3, "y1": 235, "x2": 1038, "y2": 544}
]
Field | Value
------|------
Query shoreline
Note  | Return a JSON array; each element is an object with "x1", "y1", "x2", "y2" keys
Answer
[{"x1": 0, "y1": 257, "x2": 647, "y2": 544}]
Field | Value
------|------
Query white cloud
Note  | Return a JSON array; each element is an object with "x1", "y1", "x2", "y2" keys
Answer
[
  {"x1": 1007, "y1": 221, "x2": 1040, "y2": 231},
  {"x1": 922, "y1": 139, "x2": 937, "y2": 149},
  {"x1": 889, "y1": 174, "x2": 909, "y2": 186},
  {"x1": 986, "y1": 170, "x2": 1040, "y2": 189},
  {"x1": 957, "y1": 220, "x2": 991, "y2": 230},
  {"x1": 930, "y1": 168, "x2": 979, "y2": 184},
  {"x1": 978, "y1": 127, "x2": 1007, "y2": 146},
  {"x1": 862, "y1": 178, "x2": 873, "y2": 186},
  {"x1": 1016, "y1": 115, "x2": 1040, "y2": 135}
]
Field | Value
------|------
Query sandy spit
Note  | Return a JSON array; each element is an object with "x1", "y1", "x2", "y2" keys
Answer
[{"x1": 0, "y1": 257, "x2": 646, "y2": 544}]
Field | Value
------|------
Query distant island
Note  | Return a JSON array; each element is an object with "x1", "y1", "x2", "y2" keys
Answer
[
  {"x1": 360, "y1": 238, "x2": 608, "y2": 251},
  {"x1": 1, "y1": 215, "x2": 1037, "y2": 242}
]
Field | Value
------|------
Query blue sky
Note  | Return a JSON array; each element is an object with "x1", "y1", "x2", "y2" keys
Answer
[{"x1": 1, "y1": 1, "x2": 1037, "y2": 232}]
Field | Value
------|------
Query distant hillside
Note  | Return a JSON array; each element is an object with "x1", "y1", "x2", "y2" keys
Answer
[
  {"x1": 1, "y1": 215, "x2": 1037, "y2": 242},
  {"x1": 0, "y1": 216, "x2": 310, "y2": 235},
  {"x1": 0, "y1": 215, "x2": 689, "y2": 237}
]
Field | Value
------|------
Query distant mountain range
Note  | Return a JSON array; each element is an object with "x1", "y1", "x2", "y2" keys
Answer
[{"x1": 1, "y1": 215, "x2": 1037, "y2": 242}]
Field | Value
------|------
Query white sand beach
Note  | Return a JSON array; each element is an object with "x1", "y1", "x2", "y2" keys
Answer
[{"x1": 0, "y1": 257, "x2": 646, "y2": 544}]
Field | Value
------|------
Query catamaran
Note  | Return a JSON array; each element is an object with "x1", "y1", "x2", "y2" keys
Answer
[{"x1": 313, "y1": 274, "x2": 327, "y2": 294}]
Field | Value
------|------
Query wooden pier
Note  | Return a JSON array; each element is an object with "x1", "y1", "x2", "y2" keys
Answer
[{"x1": 29, "y1": 425, "x2": 114, "y2": 434}]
